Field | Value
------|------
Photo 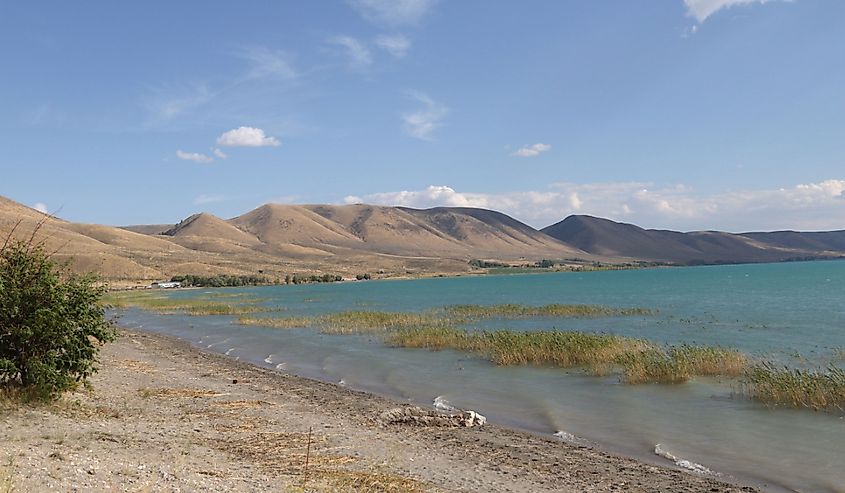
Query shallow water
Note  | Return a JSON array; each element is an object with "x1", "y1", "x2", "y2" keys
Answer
[{"x1": 117, "y1": 261, "x2": 845, "y2": 492}]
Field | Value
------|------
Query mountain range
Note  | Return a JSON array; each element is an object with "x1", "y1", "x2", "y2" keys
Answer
[{"x1": 1, "y1": 195, "x2": 842, "y2": 284}]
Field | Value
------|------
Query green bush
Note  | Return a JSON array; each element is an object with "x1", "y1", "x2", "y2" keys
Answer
[{"x1": 0, "y1": 239, "x2": 115, "y2": 400}]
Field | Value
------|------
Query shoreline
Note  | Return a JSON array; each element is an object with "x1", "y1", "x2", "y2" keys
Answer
[{"x1": 3, "y1": 327, "x2": 761, "y2": 492}]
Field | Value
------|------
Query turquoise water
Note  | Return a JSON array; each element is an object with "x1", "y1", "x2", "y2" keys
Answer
[{"x1": 117, "y1": 261, "x2": 845, "y2": 492}]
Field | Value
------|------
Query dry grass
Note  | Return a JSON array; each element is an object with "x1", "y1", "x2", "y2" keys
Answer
[
  {"x1": 0, "y1": 457, "x2": 14, "y2": 493},
  {"x1": 741, "y1": 363, "x2": 845, "y2": 412},
  {"x1": 138, "y1": 388, "x2": 226, "y2": 399},
  {"x1": 214, "y1": 400, "x2": 276, "y2": 409},
  {"x1": 115, "y1": 359, "x2": 157, "y2": 374},
  {"x1": 307, "y1": 469, "x2": 431, "y2": 492}
]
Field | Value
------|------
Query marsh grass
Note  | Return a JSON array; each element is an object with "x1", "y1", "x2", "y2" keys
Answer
[
  {"x1": 386, "y1": 328, "x2": 747, "y2": 384},
  {"x1": 444, "y1": 303, "x2": 655, "y2": 319},
  {"x1": 315, "y1": 311, "x2": 457, "y2": 334},
  {"x1": 236, "y1": 316, "x2": 312, "y2": 329},
  {"x1": 235, "y1": 310, "x2": 461, "y2": 334},
  {"x1": 741, "y1": 363, "x2": 845, "y2": 411},
  {"x1": 104, "y1": 291, "x2": 273, "y2": 316}
]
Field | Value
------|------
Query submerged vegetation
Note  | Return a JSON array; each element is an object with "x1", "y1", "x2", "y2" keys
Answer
[{"x1": 740, "y1": 363, "x2": 845, "y2": 412}]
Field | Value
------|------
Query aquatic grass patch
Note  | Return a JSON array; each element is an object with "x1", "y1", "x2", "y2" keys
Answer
[
  {"x1": 741, "y1": 363, "x2": 845, "y2": 412},
  {"x1": 386, "y1": 328, "x2": 653, "y2": 372},
  {"x1": 104, "y1": 291, "x2": 274, "y2": 316},
  {"x1": 616, "y1": 349, "x2": 690, "y2": 384},
  {"x1": 235, "y1": 311, "x2": 455, "y2": 333},
  {"x1": 315, "y1": 311, "x2": 459, "y2": 334},
  {"x1": 670, "y1": 345, "x2": 747, "y2": 377},
  {"x1": 386, "y1": 328, "x2": 748, "y2": 384},
  {"x1": 386, "y1": 327, "x2": 484, "y2": 352},
  {"x1": 481, "y1": 330, "x2": 652, "y2": 368},
  {"x1": 444, "y1": 303, "x2": 655, "y2": 320},
  {"x1": 236, "y1": 316, "x2": 312, "y2": 329}
]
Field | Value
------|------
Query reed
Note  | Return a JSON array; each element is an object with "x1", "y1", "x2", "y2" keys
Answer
[
  {"x1": 742, "y1": 363, "x2": 845, "y2": 411},
  {"x1": 670, "y1": 345, "x2": 747, "y2": 377},
  {"x1": 235, "y1": 316, "x2": 312, "y2": 329},
  {"x1": 104, "y1": 291, "x2": 272, "y2": 316},
  {"x1": 444, "y1": 303, "x2": 654, "y2": 319},
  {"x1": 616, "y1": 349, "x2": 690, "y2": 384},
  {"x1": 386, "y1": 326, "x2": 484, "y2": 351},
  {"x1": 314, "y1": 311, "x2": 455, "y2": 334},
  {"x1": 386, "y1": 328, "x2": 748, "y2": 384}
]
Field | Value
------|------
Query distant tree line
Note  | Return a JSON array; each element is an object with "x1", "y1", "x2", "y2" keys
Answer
[
  {"x1": 284, "y1": 274, "x2": 343, "y2": 285},
  {"x1": 469, "y1": 259, "x2": 509, "y2": 268},
  {"x1": 170, "y1": 274, "x2": 268, "y2": 287}
]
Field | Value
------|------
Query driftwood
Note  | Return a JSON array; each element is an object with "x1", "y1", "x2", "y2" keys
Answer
[{"x1": 379, "y1": 406, "x2": 487, "y2": 428}]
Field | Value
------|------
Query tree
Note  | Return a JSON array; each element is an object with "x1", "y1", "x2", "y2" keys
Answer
[{"x1": 0, "y1": 237, "x2": 115, "y2": 399}]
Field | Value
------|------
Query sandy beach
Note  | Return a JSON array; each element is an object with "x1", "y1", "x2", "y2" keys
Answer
[{"x1": 0, "y1": 329, "x2": 760, "y2": 492}]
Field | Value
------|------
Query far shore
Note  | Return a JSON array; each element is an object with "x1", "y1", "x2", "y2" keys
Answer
[{"x1": 2, "y1": 328, "x2": 760, "y2": 492}]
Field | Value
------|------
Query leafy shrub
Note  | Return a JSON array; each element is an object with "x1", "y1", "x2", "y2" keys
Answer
[{"x1": 0, "y1": 239, "x2": 115, "y2": 400}]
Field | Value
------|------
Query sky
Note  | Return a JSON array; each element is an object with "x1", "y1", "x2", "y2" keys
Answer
[{"x1": 2, "y1": 0, "x2": 844, "y2": 232}]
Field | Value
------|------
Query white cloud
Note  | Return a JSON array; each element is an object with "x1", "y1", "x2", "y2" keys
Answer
[
  {"x1": 375, "y1": 34, "x2": 411, "y2": 58},
  {"x1": 340, "y1": 179, "x2": 845, "y2": 232},
  {"x1": 33, "y1": 202, "x2": 48, "y2": 214},
  {"x1": 212, "y1": 148, "x2": 227, "y2": 159},
  {"x1": 194, "y1": 194, "x2": 226, "y2": 205},
  {"x1": 176, "y1": 150, "x2": 214, "y2": 164},
  {"x1": 328, "y1": 35, "x2": 373, "y2": 68},
  {"x1": 216, "y1": 126, "x2": 280, "y2": 147},
  {"x1": 402, "y1": 91, "x2": 448, "y2": 141},
  {"x1": 683, "y1": 0, "x2": 789, "y2": 23},
  {"x1": 239, "y1": 46, "x2": 298, "y2": 80},
  {"x1": 347, "y1": 0, "x2": 438, "y2": 26},
  {"x1": 512, "y1": 143, "x2": 552, "y2": 158}
]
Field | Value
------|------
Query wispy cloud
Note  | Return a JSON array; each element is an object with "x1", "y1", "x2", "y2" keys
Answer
[
  {"x1": 238, "y1": 46, "x2": 299, "y2": 80},
  {"x1": 512, "y1": 143, "x2": 552, "y2": 158},
  {"x1": 683, "y1": 0, "x2": 790, "y2": 23},
  {"x1": 148, "y1": 84, "x2": 213, "y2": 121},
  {"x1": 33, "y1": 202, "x2": 49, "y2": 214},
  {"x1": 194, "y1": 194, "x2": 226, "y2": 205},
  {"x1": 176, "y1": 150, "x2": 214, "y2": 164},
  {"x1": 347, "y1": 0, "x2": 439, "y2": 26},
  {"x1": 328, "y1": 35, "x2": 373, "y2": 68},
  {"x1": 375, "y1": 34, "x2": 411, "y2": 58},
  {"x1": 216, "y1": 126, "x2": 280, "y2": 147},
  {"x1": 402, "y1": 91, "x2": 448, "y2": 141},
  {"x1": 212, "y1": 148, "x2": 227, "y2": 159},
  {"x1": 342, "y1": 179, "x2": 845, "y2": 232}
]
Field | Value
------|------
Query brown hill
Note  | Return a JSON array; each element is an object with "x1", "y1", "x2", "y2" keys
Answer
[
  {"x1": 541, "y1": 215, "x2": 845, "y2": 265},
  {"x1": 0, "y1": 196, "x2": 591, "y2": 283}
]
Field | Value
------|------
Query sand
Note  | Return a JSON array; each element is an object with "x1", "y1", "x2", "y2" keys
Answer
[{"x1": 0, "y1": 330, "x2": 760, "y2": 492}]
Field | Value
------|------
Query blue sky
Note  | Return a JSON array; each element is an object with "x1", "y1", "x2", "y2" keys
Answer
[{"x1": 2, "y1": 0, "x2": 844, "y2": 231}]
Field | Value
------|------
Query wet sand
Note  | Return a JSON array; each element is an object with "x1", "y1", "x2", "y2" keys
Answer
[{"x1": 0, "y1": 329, "x2": 760, "y2": 492}]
